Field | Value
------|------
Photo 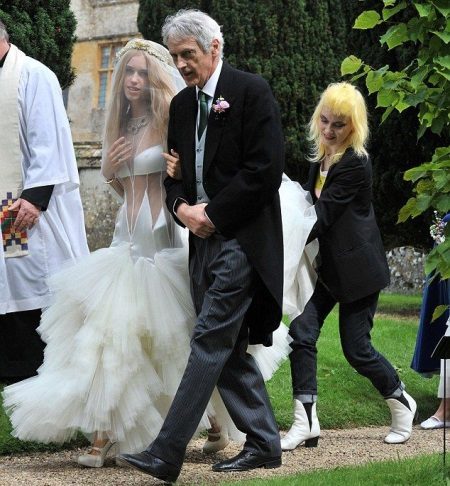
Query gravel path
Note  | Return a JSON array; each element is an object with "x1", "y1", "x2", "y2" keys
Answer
[{"x1": 0, "y1": 426, "x2": 445, "y2": 485}]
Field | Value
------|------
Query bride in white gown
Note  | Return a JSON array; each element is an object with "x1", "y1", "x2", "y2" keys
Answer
[{"x1": 2, "y1": 39, "x2": 318, "y2": 466}]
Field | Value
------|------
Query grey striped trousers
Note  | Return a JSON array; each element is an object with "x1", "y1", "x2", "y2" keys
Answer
[{"x1": 149, "y1": 235, "x2": 281, "y2": 467}]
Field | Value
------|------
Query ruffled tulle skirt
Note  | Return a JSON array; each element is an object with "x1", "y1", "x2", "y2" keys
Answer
[
  {"x1": 2, "y1": 243, "x2": 200, "y2": 453},
  {"x1": 2, "y1": 241, "x2": 292, "y2": 452}
]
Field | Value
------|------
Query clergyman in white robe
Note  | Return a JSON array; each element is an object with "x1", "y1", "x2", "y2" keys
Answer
[{"x1": 0, "y1": 29, "x2": 89, "y2": 381}]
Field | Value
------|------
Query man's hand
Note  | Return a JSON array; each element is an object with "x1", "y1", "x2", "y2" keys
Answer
[
  {"x1": 176, "y1": 203, "x2": 215, "y2": 239},
  {"x1": 9, "y1": 198, "x2": 41, "y2": 231},
  {"x1": 163, "y1": 149, "x2": 182, "y2": 180}
]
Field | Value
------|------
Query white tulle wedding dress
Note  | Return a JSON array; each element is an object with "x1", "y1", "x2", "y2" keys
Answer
[{"x1": 2, "y1": 146, "x2": 317, "y2": 453}]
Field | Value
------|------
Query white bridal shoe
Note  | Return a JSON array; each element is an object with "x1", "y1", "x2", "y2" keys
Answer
[
  {"x1": 384, "y1": 391, "x2": 417, "y2": 444},
  {"x1": 281, "y1": 400, "x2": 320, "y2": 451},
  {"x1": 202, "y1": 430, "x2": 230, "y2": 454},
  {"x1": 420, "y1": 416, "x2": 450, "y2": 429},
  {"x1": 77, "y1": 440, "x2": 117, "y2": 468}
]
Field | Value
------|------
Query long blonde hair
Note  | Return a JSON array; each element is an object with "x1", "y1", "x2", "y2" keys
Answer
[
  {"x1": 308, "y1": 82, "x2": 369, "y2": 163},
  {"x1": 103, "y1": 47, "x2": 177, "y2": 152}
]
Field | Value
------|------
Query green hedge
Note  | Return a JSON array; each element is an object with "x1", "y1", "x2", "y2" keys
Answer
[{"x1": 0, "y1": 0, "x2": 76, "y2": 89}]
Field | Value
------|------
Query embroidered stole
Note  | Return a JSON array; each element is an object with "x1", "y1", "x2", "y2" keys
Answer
[{"x1": 0, "y1": 44, "x2": 28, "y2": 258}]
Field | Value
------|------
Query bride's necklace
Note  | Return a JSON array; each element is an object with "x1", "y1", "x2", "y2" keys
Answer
[{"x1": 127, "y1": 115, "x2": 150, "y2": 135}]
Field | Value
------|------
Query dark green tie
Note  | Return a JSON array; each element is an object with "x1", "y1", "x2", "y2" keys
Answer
[{"x1": 198, "y1": 91, "x2": 209, "y2": 140}]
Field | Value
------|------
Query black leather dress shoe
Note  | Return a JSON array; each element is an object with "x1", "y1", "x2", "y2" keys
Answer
[
  {"x1": 212, "y1": 450, "x2": 282, "y2": 472},
  {"x1": 117, "y1": 451, "x2": 180, "y2": 483}
]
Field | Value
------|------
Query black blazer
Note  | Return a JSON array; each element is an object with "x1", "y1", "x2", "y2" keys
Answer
[
  {"x1": 305, "y1": 149, "x2": 390, "y2": 303},
  {"x1": 165, "y1": 62, "x2": 284, "y2": 345}
]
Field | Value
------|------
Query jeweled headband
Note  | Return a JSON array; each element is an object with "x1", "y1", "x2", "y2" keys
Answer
[{"x1": 115, "y1": 38, "x2": 173, "y2": 67}]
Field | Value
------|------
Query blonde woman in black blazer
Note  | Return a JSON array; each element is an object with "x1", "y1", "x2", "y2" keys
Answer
[{"x1": 281, "y1": 82, "x2": 417, "y2": 451}]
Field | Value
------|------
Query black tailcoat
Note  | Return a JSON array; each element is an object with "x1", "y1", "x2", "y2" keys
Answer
[
  {"x1": 165, "y1": 62, "x2": 284, "y2": 345},
  {"x1": 305, "y1": 149, "x2": 390, "y2": 303}
]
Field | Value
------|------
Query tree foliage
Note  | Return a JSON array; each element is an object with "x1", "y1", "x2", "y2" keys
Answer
[
  {"x1": 342, "y1": 0, "x2": 450, "y2": 278},
  {"x1": 343, "y1": 0, "x2": 441, "y2": 250},
  {"x1": 0, "y1": 0, "x2": 76, "y2": 89}
]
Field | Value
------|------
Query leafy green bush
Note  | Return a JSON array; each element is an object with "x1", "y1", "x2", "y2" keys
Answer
[
  {"x1": 342, "y1": 0, "x2": 450, "y2": 275},
  {"x1": 0, "y1": 0, "x2": 76, "y2": 88}
]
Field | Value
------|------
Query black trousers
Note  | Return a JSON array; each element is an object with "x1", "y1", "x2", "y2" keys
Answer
[
  {"x1": 289, "y1": 280, "x2": 401, "y2": 400},
  {"x1": 150, "y1": 235, "x2": 281, "y2": 467},
  {"x1": 0, "y1": 309, "x2": 45, "y2": 382}
]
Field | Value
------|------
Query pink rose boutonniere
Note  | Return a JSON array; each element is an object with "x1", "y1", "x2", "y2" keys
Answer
[{"x1": 212, "y1": 96, "x2": 230, "y2": 117}]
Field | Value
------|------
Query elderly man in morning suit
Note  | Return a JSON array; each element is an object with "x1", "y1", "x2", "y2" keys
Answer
[{"x1": 118, "y1": 9, "x2": 285, "y2": 483}]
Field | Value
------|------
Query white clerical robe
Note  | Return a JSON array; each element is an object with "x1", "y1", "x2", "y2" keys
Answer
[{"x1": 0, "y1": 54, "x2": 89, "y2": 314}]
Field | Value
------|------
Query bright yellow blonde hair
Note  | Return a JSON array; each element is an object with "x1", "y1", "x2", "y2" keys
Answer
[{"x1": 308, "y1": 82, "x2": 369, "y2": 163}]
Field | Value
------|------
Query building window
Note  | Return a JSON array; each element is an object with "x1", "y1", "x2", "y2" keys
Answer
[{"x1": 98, "y1": 43, "x2": 124, "y2": 108}]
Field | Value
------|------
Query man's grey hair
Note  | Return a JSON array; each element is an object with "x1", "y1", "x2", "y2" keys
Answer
[
  {"x1": 162, "y1": 9, "x2": 224, "y2": 57},
  {"x1": 0, "y1": 19, "x2": 9, "y2": 42}
]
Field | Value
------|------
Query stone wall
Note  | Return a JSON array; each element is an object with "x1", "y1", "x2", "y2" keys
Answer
[
  {"x1": 71, "y1": 0, "x2": 139, "y2": 43},
  {"x1": 385, "y1": 246, "x2": 427, "y2": 295},
  {"x1": 75, "y1": 144, "x2": 427, "y2": 292},
  {"x1": 77, "y1": 142, "x2": 120, "y2": 250}
]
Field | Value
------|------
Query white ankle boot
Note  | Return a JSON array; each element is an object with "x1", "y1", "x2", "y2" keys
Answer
[
  {"x1": 384, "y1": 391, "x2": 417, "y2": 444},
  {"x1": 281, "y1": 400, "x2": 320, "y2": 451}
]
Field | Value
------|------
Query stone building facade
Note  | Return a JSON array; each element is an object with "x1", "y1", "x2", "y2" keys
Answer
[
  {"x1": 68, "y1": 0, "x2": 140, "y2": 143},
  {"x1": 68, "y1": 0, "x2": 140, "y2": 250}
]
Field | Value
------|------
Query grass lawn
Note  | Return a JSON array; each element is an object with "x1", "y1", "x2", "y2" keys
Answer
[
  {"x1": 218, "y1": 454, "x2": 447, "y2": 485},
  {"x1": 1, "y1": 292, "x2": 440, "y2": 482},
  {"x1": 377, "y1": 292, "x2": 422, "y2": 316}
]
